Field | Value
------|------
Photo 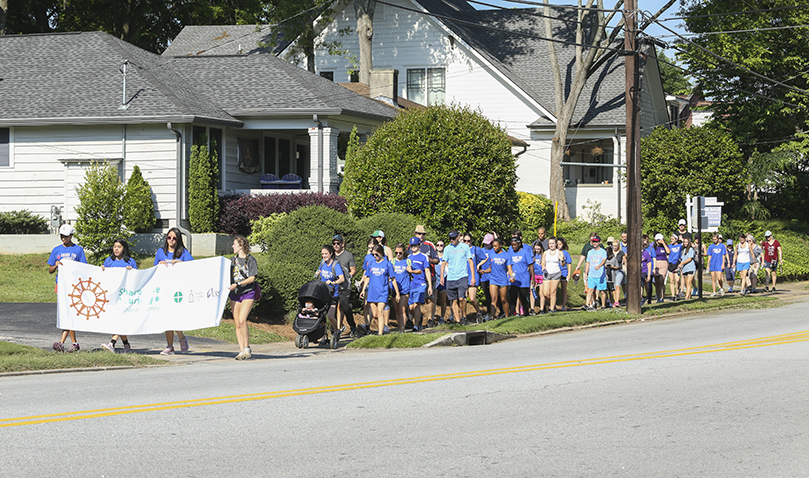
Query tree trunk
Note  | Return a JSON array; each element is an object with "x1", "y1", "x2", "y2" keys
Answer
[
  {"x1": 0, "y1": 0, "x2": 7, "y2": 36},
  {"x1": 354, "y1": 0, "x2": 375, "y2": 85}
]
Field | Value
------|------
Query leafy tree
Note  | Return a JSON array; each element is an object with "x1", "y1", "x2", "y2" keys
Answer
[
  {"x1": 270, "y1": 0, "x2": 349, "y2": 73},
  {"x1": 658, "y1": 51, "x2": 692, "y2": 96},
  {"x1": 123, "y1": 165, "x2": 156, "y2": 233},
  {"x1": 677, "y1": 0, "x2": 809, "y2": 154},
  {"x1": 74, "y1": 161, "x2": 130, "y2": 259},
  {"x1": 762, "y1": 133, "x2": 809, "y2": 221},
  {"x1": 341, "y1": 103, "x2": 519, "y2": 239},
  {"x1": 640, "y1": 125, "x2": 746, "y2": 231},
  {"x1": 188, "y1": 138, "x2": 220, "y2": 233}
]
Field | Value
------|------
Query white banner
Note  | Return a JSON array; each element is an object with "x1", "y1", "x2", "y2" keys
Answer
[{"x1": 56, "y1": 257, "x2": 231, "y2": 335}]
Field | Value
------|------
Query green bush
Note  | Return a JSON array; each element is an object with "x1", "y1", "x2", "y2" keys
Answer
[
  {"x1": 248, "y1": 213, "x2": 287, "y2": 252},
  {"x1": 188, "y1": 140, "x2": 219, "y2": 233},
  {"x1": 254, "y1": 254, "x2": 313, "y2": 320},
  {"x1": 555, "y1": 217, "x2": 625, "y2": 245},
  {"x1": 74, "y1": 161, "x2": 130, "y2": 260},
  {"x1": 341, "y1": 103, "x2": 520, "y2": 239},
  {"x1": 516, "y1": 192, "x2": 554, "y2": 242},
  {"x1": 0, "y1": 210, "x2": 48, "y2": 234},
  {"x1": 355, "y1": 212, "x2": 425, "y2": 249},
  {"x1": 123, "y1": 165, "x2": 156, "y2": 233}
]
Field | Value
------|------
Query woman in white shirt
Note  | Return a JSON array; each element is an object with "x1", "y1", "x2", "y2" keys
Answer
[{"x1": 540, "y1": 237, "x2": 564, "y2": 314}]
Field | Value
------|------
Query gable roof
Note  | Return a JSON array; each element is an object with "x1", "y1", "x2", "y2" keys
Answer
[
  {"x1": 0, "y1": 31, "x2": 240, "y2": 127},
  {"x1": 162, "y1": 25, "x2": 289, "y2": 57},
  {"x1": 0, "y1": 31, "x2": 396, "y2": 127}
]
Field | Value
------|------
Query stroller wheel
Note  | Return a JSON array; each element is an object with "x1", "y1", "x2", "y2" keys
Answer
[
  {"x1": 476, "y1": 314, "x2": 484, "y2": 324},
  {"x1": 301, "y1": 335, "x2": 309, "y2": 349},
  {"x1": 295, "y1": 335, "x2": 302, "y2": 348},
  {"x1": 330, "y1": 332, "x2": 339, "y2": 349}
]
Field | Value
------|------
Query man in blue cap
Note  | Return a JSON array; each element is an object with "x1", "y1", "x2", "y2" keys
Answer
[
  {"x1": 406, "y1": 236, "x2": 433, "y2": 331},
  {"x1": 440, "y1": 229, "x2": 474, "y2": 325}
]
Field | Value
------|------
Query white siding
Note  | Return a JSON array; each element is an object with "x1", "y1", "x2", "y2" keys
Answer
[{"x1": 0, "y1": 124, "x2": 179, "y2": 226}]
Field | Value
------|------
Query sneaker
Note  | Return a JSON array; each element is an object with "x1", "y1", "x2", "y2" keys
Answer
[
  {"x1": 101, "y1": 342, "x2": 115, "y2": 353},
  {"x1": 719, "y1": 289, "x2": 725, "y2": 295},
  {"x1": 727, "y1": 288, "x2": 734, "y2": 293},
  {"x1": 613, "y1": 302, "x2": 620, "y2": 308},
  {"x1": 160, "y1": 346, "x2": 174, "y2": 355},
  {"x1": 67, "y1": 343, "x2": 79, "y2": 353},
  {"x1": 764, "y1": 287, "x2": 770, "y2": 292},
  {"x1": 412, "y1": 325, "x2": 420, "y2": 332},
  {"x1": 383, "y1": 326, "x2": 390, "y2": 334},
  {"x1": 53, "y1": 342, "x2": 65, "y2": 352},
  {"x1": 123, "y1": 343, "x2": 132, "y2": 353},
  {"x1": 179, "y1": 336, "x2": 189, "y2": 353},
  {"x1": 710, "y1": 292, "x2": 717, "y2": 297},
  {"x1": 771, "y1": 287, "x2": 777, "y2": 292},
  {"x1": 235, "y1": 351, "x2": 246, "y2": 360},
  {"x1": 243, "y1": 347, "x2": 251, "y2": 359}
]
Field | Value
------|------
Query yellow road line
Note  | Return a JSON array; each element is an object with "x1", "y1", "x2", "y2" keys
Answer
[{"x1": 3, "y1": 330, "x2": 808, "y2": 428}]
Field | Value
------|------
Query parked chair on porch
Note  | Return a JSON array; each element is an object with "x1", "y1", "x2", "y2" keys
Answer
[
  {"x1": 260, "y1": 173, "x2": 282, "y2": 189},
  {"x1": 280, "y1": 173, "x2": 303, "y2": 189}
]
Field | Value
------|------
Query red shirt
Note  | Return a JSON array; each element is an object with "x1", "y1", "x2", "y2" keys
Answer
[{"x1": 763, "y1": 239, "x2": 781, "y2": 262}]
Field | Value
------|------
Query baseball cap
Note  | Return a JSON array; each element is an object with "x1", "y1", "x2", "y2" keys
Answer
[
  {"x1": 654, "y1": 233, "x2": 664, "y2": 241},
  {"x1": 606, "y1": 236, "x2": 615, "y2": 243},
  {"x1": 727, "y1": 239, "x2": 733, "y2": 245},
  {"x1": 448, "y1": 230, "x2": 460, "y2": 239},
  {"x1": 409, "y1": 236, "x2": 421, "y2": 246},
  {"x1": 765, "y1": 230, "x2": 772, "y2": 237},
  {"x1": 59, "y1": 224, "x2": 74, "y2": 236},
  {"x1": 592, "y1": 235, "x2": 601, "y2": 243},
  {"x1": 482, "y1": 233, "x2": 494, "y2": 245},
  {"x1": 415, "y1": 225, "x2": 427, "y2": 234},
  {"x1": 678, "y1": 219, "x2": 686, "y2": 226},
  {"x1": 370, "y1": 230, "x2": 385, "y2": 238},
  {"x1": 510, "y1": 235, "x2": 521, "y2": 242},
  {"x1": 332, "y1": 234, "x2": 344, "y2": 243}
]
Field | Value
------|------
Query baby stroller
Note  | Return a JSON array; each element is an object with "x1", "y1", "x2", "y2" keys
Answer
[{"x1": 293, "y1": 280, "x2": 341, "y2": 349}]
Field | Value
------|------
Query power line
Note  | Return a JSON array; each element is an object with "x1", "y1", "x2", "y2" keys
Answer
[
  {"x1": 494, "y1": 0, "x2": 622, "y2": 14},
  {"x1": 374, "y1": 0, "x2": 626, "y2": 52},
  {"x1": 659, "y1": 3, "x2": 809, "y2": 21},
  {"x1": 655, "y1": 23, "x2": 809, "y2": 37},
  {"x1": 465, "y1": 0, "x2": 593, "y2": 26}
]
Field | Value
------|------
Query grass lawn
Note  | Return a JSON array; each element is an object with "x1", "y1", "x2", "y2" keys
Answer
[
  {"x1": 0, "y1": 254, "x2": 56, "y2": 302},
  {"x1": 347, "y1": 332, "x2": 450, "y2": 349},
  {"x1": 0, "y1": 340, "x2": 164, "y2": 373},
  {"x1": 185, "y1": 322, "x2": 287, "y2": 344}
]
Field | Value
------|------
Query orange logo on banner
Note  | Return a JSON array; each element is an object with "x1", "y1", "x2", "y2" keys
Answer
[{"x1": 68, "y1": 277, "x2": 109, "y2": 320}]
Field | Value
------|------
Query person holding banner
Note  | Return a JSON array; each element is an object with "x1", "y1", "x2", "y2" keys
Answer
[
  {"x1": 48, "y1": 224, "x2": 87, "y2": 353},
  {"x1": 155, "y1": 228, "x2": 193, "y2": 355},
  {"x1": 101, "y1": 238, "x2": 137, "y2": 353},
  {"x1": 229, "y1": 236, "x2": 258, "y2": 360}
]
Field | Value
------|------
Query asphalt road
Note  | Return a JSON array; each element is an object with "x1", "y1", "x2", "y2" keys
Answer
[{"x1": 2, "y1": 300, "x2": 809, "y2": 476}]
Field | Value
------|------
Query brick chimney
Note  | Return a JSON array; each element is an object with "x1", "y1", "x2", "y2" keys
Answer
[{"x1": 369, "y1": 69, "x2": 399, "y2": 106}]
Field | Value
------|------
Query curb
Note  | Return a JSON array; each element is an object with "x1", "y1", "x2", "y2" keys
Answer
[{"x1": 0, "y1": 365, "x2": 137, "y2": 377}]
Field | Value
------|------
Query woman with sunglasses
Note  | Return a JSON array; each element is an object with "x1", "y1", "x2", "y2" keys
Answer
[
  {"x1": 556, "y1": 237, "x2": 572, "y2": 311},
  {"x1": 101, "y1": 238, "x2": 137, "y2": 353},
  {"x1": 485, "y1": 237, "x2": 509, "y2": 318},
  {"x1": 433, "y1": 240, "x2": 449, "y2": 323},
  {"x1": 679, "y1": 236, "x2": 696, "y2": 300},
  {"x1": 734, "y1": 233, "x2": 752, "y2": 296},
  {"x1": 316, "y1": 244, "x2": 345, "y2": 341},
  {"x1": 360, "y1": 245, "x2": 400, "y2": 335},
  {"x1": 541, "y1": 236, "x2": 563, "y2": 313},
  {"x1": 154, "y1": 227, "x2": 193, "y2": 355},
  {"x1": 391, "y1": 244, "x2": 411, "y2": 332},
  {"x1": 507, "y1": 236, "x2": 534, "y2": 316}
]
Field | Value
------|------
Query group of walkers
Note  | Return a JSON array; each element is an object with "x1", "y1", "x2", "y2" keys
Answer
[
  {"x1": 48, "y1": 225, "x2": 259, "y2": 360},
  {"x1": 46, "y1": 221, "x2": 786, "y2": 356}
]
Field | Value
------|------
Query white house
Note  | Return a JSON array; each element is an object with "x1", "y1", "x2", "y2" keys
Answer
[
  {"x1": 0, "y1": 31, "x2": 396, "y2": 230},
  {"x1": 167, "y1": 0, "x2": 670, "y2": 220}
]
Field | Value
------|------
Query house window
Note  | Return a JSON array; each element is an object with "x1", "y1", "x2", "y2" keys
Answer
[
  {"x1": 407, "y1": 68, "x2": 445, "y2": 105},
  {"x1": 319, "y1": 71, "x2": 334, "y2": 81},
  {"x1": 263, "y1": 136, "x2": 294, "y2": 177},
  {"x1": 0, "y1": 128, "x2": 9, "y2": 167},
  {"x1": 563, "y1": 145, "x2": 614, "y2": 186},
  {"x1": 350, "y1": 70, "x2": 360, "y2": 83},
  {"x1": 192, "y1": 126, "x2": 224, "y2": 188}
]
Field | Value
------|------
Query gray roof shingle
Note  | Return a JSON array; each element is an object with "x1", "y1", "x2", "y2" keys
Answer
[
  {"x1": 0, "y1": 31, "x2": 395, "y2": 126},
  {"x1": 162, "y1": 25, "x2": 289, "y2": 57}
]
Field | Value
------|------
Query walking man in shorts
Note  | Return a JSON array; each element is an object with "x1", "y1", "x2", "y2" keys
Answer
[
  {"x1": 762, "y1": 230, "x2": 783, "y2": 291},
  {"x1": 332, "y1": 235, "x2": 361, "y2": 336},
  {"x1": 440, "y1": 229, "x2": 475, "y2": 325}
]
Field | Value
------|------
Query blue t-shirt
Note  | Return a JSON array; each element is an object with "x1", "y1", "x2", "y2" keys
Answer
[
  {"x1": 441, "y1": 242, "x2": 472, "y2": 281},
  {"x1": 317, "y1": 260, "x2": 344, "y2": 298},
  {"x1": 533, "y1": 252, "x2": 543, "y2": 278},
  {"x1": 668, "y1": 243, "x2": 683, "y2": 264},
  {"x1": 560, "y1": 250, "x2": 572, "y2": 278},
  {"x1": 586, "y1": 247, "x2": 608, "y2": 280},
  {"x1": 154, "y1": 247, "x2": 193, "y2": 265},
  {"x1": 488, "y1": 249, "x2": 509, "y2": 287},
  {"x1": 707, "y1": 243, "x2": 727, "y2": 271},
  {"x1": 479, "y1": 247, "x2": 493, "y2": 282},
  {"x1": 47, "y1": 243, "x2": 88, "y2": 282},
  {"x1": 103, "y1": 257, "x2": 138, "y2": 269},
  {"x1": 392, "y1": 258, "x2": 411, "y2": 294},
  {"x1": 365, "y1": 259, "x2": 395, "y2": 303},
  {"x1": 406, "y1": 252, "x2": 429, "y2": 290},
  {"x1": 681, "y1": 248, "x2": 696, "y2": 273},
  {"x1": 468, "y1": 246, "x2": 484, "y2": 285},
  {"x1": 506, "y1": 246, "x2": 533, "y2": 287}
]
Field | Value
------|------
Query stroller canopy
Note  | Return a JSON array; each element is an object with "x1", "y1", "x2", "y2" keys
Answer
[{"x1": 298, "y1": 280, "x2": 332, "y2": 309}]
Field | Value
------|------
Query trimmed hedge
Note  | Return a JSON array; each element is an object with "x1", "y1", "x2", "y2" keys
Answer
[
  {"x1": 0, "y1": 210, "x2": 49, "y2": 234},
  {"x1": 218, "y1": 192, "x2": 347, "y2": 236},
  {"x1": 355, "y1": 212, "x2": 425, "y2": 249}
]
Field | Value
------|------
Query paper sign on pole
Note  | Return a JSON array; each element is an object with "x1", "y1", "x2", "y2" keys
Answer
[{"x1": 56, "y1": 257, "x2": 231, "y2": 335}]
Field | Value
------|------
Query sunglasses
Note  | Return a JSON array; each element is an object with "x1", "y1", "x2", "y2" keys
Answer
[
  {"x1": 167, "y1": 236, "x2": 177, "y2": 241},
  {"x1": 372, "y1": 253, "x2": 382, "y2": 258},
  {"x1": 332, "y1": 241, "x2": 340, "y2": 245},
  {"x1": 462, "y1": 239, "x2": 471, "y2": 243},
  {"x1": 436, "y1": 243, "x2": 445, "y2": 247},
  {"x1": 415, "y1": 232, "x2": 425, "y2": 235}
]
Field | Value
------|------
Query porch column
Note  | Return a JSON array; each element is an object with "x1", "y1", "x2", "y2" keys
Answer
[{"x1": 307, "y1": 126, "x2": 340, "y2": 193}]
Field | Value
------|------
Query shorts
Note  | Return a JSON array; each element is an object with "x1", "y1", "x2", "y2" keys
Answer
[
  {"x1": 587, "y1": 275, "x2": 607, "y2": 291},
  {"x1": 764, "y1": 260, "x2": 778, "y2": 270},
  {"x1": 654, "y1": 260, "x2": 668, "y2": 277},
  {"x1": 737, "y1": 262, "x2": 750, "y2": 271},
  {"x1": 613, "y1": 270, "x2": 625, "y2": 286},
  {"x1": 229, "y1": 286, "x2": 259, "y2": 302},
  {"x1": 725, "y1": 267, "x2": 736, "y2": 281},
  {"x1": 408, "y1": 285, "x2": 427, "y2": 305},
  {"x1": 446, "y1": 278, "x2": 468, "y2": 301},
  {"x1": 682, "y1": 270, "x2": 695, "y2": 276},
  {"x1": 667, "y1": 262, "x2": 679, "y2": 273},
  {"x1": 544, "y1": 271, "x2": 562, "y2": 281},
  {"x1": 533, "y1": 274, "x2": 544, "y2": 285},
  {"x1": 338, "y1": 289, "x2": 351, "y2": 312}
]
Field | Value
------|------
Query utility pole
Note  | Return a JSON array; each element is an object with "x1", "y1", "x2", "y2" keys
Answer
[{"x1": 624, "y1": 0, "x2": 642, "y2": 314}]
